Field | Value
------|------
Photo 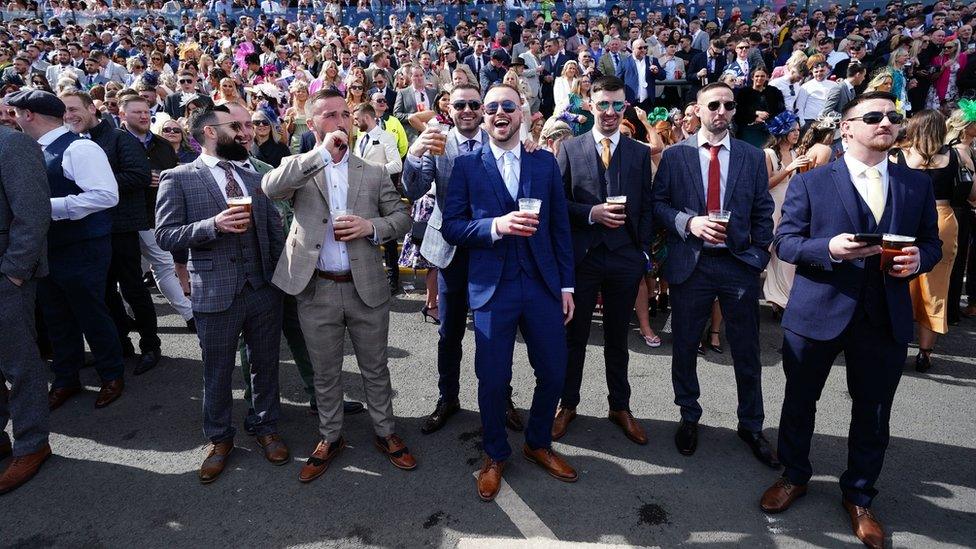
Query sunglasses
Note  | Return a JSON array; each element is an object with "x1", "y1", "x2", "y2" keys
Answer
[
  {"x1": 451, "y1": 99, "x2": 482, "y2": 111},
  {"x1": 207, "y1": 120, "x2": 243, "y2": 131},
  {"x1": 350, "y1": 85, "x2": 363, "y2": 90},
  {"x1": 706, "y1": 100, "x2": 737, "y2": 111},
  {"x1": 736, "y1": 45, "x2": 750, "y2": 50},
  {"x1": 160, "y1": 126, "x2": 182, "y2": 134},
  {"x1": 484, "y1": 100, "x2": 518, "y2": 115},
  {"x1": 595, "y1": 100, "x2": 627, "y2": 112},
  {"x1": 372, "y1": 97, "x2": 387, "y2": 103},
  {"x1": 848, "y1": 111, "x2": 904, "y2": 124},
  {"x1": 252, "y1": 119, "x2": 270, "y2": 126},
  {"x1": 179, "y1": 79, "x2": 193, "y2": 84}
]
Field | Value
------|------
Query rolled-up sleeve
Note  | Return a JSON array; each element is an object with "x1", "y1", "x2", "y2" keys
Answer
[{"x1": 51, "y1": 139, "x2": 119, "y2": 221}]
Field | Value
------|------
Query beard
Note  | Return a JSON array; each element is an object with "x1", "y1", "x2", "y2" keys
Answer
[{"x1": 216, "y1": 133, "x2": 249, "y2": 161}]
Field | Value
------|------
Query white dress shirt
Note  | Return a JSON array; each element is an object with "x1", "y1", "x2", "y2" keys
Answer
[
  {"x1": 695, "y1": 129, "x2": 731, "y2": 248},
  {"x1": 634, "y1": 55, "x2": 648, "y2": 102},
  {"x1": 843, "y1": 154, "x2": 889, "y2": 211},
  {"x1": 587, "y1": 129, "x2": 621, "y2": 225},
  {"x1": 796, "y1": 78, "x2": 837, "y2": 122},
  {"x1": 198, "y1": 153, "x2": 250, "y2": 202},
  {"x1": 413, "y1": 87, "x2": 428, "y2": 110},
  {"x1": 39, "y1": 127, "x2": 118, "y2": 221},
  {"x1": 770, "y1": 75, "x2": 800, "y2": 113},
  {"x1": 316, "y1": 150, "x2": 352, "y2": 273}
]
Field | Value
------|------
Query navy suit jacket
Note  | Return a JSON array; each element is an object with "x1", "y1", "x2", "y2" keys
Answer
[
  {"x1": 616, "y1": 55, "x2": 663, "y2": 105},
  {"x1": 651, "y1": 135, "x2": 775, "y2": 285},
  {"x1": 774, "y1": 158, "x2": 942, "y2": 344},
  {"x1": 441, "y1": 145, "x2": 575, "y2": 310},
  {"x1": 685, "y1": 51, "x2": 728, "y2": 97}
]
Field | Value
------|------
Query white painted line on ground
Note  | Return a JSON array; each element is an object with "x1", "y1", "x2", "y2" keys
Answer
[
  {"x1": 555, "y1": 443, "x2": 683, "y2": 476},
  {"x1": 458, "y1": 538, "x2": 655, "y2": 548},
  {"x1": 471, "y1": 471, "x2": 557, "y2": 540},
  {"x1": 341, "y1": 465, "x2": 382, "y2": 477},
  {"x1": 53, "y1": 434, "x2": 200, "y2": 474}
]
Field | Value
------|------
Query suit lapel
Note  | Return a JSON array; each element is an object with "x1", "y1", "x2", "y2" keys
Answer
[
  {"x1": 347, "y1": 155, "x2": 365, "y2": 212},
  {"x1": 194, "y1": 158, "x2": 228, "y2": 209},
  {"x1": 724, "y1": 139, "x2": 744, "y2": 206},
  {"x1": 888, "y1": 163, "x2": 908, "y2": 233},
  {"x1": 831, "y1": 159, "x2": 861, "y2": 230},
  {"x1": 683, "y1": 137, "x2": 706, "y2": 211},
  {"x1": 481, "y1": 146, "x2": 510, "y2": 210},
  {"x1": 582, "y1": 132, "x2": 601, "y2": 199},
  {"x1": 240, "y1": 168, "x2": 265, "y2": 229},
  {"x1": 519, "y1": 145, "x2": 532, "y2": 199}
]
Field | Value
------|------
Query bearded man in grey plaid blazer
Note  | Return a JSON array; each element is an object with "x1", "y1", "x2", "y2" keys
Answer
[{"x1": 155, "y1": 105, "x2": 288, "y2": 484}]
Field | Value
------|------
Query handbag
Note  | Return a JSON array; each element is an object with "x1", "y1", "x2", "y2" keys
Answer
[
  {"x1": 410, "y1": 220, "x2": 427, "y2": 244},
  {"x1": 950, "y1": 146, "x2": 974, "y2": 208}
]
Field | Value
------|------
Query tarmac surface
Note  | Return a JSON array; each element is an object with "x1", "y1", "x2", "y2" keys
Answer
[{"x1": 2, "y1": 278, "x2": 975, "y2": 548}]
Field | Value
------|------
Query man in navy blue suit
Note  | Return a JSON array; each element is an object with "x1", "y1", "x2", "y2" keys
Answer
[
  {"x1": 760, "y1": 91, "x2": 941, "y2": 549},
  {"x1": 616, "y1": 38, "x2": 663, "y2": 112},
  {"x1": 652, "y1": 82, "x2": 778, "y2": 467},
  {"x1": 442, "y1": 83, "x2": 577, "y2": 502}
]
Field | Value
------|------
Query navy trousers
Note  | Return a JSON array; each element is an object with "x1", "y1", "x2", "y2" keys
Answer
[
  {"x1": 436, "y1": 247, "x2": 469, "y2": 403},
  {"x1": 778, "y1": 312, "x2": 905, "y2": 508},
  {"x1": 473, "y1": 272, "x2": 566, "y2": 462},
  {"x1": 669, "y1": 252, "x2": 764, "y2": 431},
  {"x1": 38, "y1": 235, "x2": 124, "y2": 389}
]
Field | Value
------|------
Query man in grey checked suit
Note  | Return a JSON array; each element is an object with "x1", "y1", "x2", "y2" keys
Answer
[
  {"x1": 155, "y1": 105, "x2": 288, "y2": 484},
  {"x1": 402, "y1": 83, "x2": 524, "y2": 435},
  {"x1": 262, "y1": 89, "x2": 414, "y2": 483},
  {"x1": 0, "y1": 125, "x2": 53, "y2": 495}
]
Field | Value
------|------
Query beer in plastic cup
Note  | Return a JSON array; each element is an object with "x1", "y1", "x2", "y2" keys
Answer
[
  {"x1": 518, "y1": 198, "x2": 542, "y2": 215},
  {"x1": 226, "y1": 196, "x2": 252, "y2": 229},
  {"x1": 606, "y1": 195, "x2": 627, "y2": 208},
  {"x1": 426, "y1": 119, "x2": 447, "y2": 156},
  {"x1": 332, "y1": 208, "x2": 352, "y2": 240},
  {"x1": 881, "y1": 234, "x2": 915, "y2": 272},
  {"x1": 708, "y1": 209, "x2": 731, "y2": 228}
]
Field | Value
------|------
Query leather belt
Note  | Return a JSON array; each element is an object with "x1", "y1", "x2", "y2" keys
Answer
[
  {"x1": 316, "y1": 270, "x2": 353, "y2": 283},
  {"x1": 700, "y1": 247, "x2": 731, "y2": 257}
]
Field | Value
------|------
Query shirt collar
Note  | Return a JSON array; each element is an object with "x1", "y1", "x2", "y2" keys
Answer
[
  {"x1": 592, "y1": 128, "x2": 621, "y2": 148},
  {"x1": 37, "y1": 126, "x2": 70, "y2": 147},
  {"x1": 844, "y1": 154, "x2": 888, "y2": 179},
  {"x1": 199, "y1": 152, "x2": 225, "y2": 168},
  {"x1": 453, "y1": 128, "x2": 481, "y2": 145},
  {"x1": 697, "y1": 128, "x2": 731, "y2": 151},
  {"x1": 489, "y1": 141, "x2": 520, "y2": 162}
]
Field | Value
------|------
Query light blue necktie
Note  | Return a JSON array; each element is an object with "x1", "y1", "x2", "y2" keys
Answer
[{"x1": 502, "y1": 151, "x2": 519, "y2": 200}]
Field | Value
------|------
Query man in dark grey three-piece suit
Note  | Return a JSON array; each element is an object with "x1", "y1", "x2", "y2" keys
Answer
[
  {"x1": 0, "y1": 125, "x2": 53, "y2": 495},
  {"x1": 155, "y1": 105, "x2": 287, "y2": 484}
]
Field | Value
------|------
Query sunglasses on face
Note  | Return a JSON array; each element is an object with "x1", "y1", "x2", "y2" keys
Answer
[
  {"x1": 484, "y1": 100, "x2": 519, "y2": 115},
  {"x1": 179, "y1": 79, "x2": 193, "y2": 84},
  {"x1": 848, "y1": 111, "x2": 904, "y2": 124},
  {"x1": 350, "y1": 85, "x2": 363, "y2": 90},
  {"x1": 161, "y1": 126, "x2": 182, "y2": 134},
  {"x1": 207, "y1": 120, "x2": 242, "y2": 131},
  {"x1": 595, "y1": 100, "x2": 626, "y2": 112},
  {"x1": 252, "y1": 119, "x2": 270, "y2": 126},
  {"x1": 706, "y1": 100, "x2": 737, "y2": 111},
  {"x1": 451, "y1": 99, "x2": 482, "y2": 111}
]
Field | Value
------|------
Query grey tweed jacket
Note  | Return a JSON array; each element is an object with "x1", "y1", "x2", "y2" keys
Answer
[
  {"x1": 0, "y1": 126, "x2": 50, "y2": 281},
  {"x1": 154, "y1": 156, "x2": 284, "y2": 314}
]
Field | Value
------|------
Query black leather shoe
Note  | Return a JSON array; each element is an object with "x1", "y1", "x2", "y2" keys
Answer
[
  {"x1": 343, "y1": 400, "x2": 366, "y2": 415},
  {"x1": 675, "y1": 419, "x2": 698, "y2": 456},
  {"x1": 421, "y1": 399, "x2": 460, "y2": 434},
  {"x1": 133, "y1": 349, "x2": 162, "y2": 375},
  {"x1": 738, "y1": 427, "x2": 780, "y2": 468},
  {"x1": 505, "y1": 399, "x2": 524, "y2": 432}
]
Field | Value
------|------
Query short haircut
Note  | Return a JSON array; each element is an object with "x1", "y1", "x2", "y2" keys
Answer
[
  {"x1": 189, "y1": 105, "x2": 230, "y2": 143},
  {"x1": 485, "y1": 82, "x2": 522, "y2": 103},
  {"x1": 306, "y1": 88, "x2": 344, "y2": 116},
  {"x1": 118, "y1": 93, "x2": 149, "y2": 112},
  {"x1": 841, "y1": 91, "x2": 896, "y2": 119},
  {"x1": 590, "y1": 75, "x2": 625, "y2": 94},
  {"x1": 847, "y1": 62, "x2": 867, "y2": 78},
  {"x1": 58, "y1": 88, "x2": 94, "y2": 108},
  {"x1": 697, "y1": 82, "x2": 734, "y2": 99},
  {"x1": 353, "y1": 102, "x2": 376, "y2": 118},
  {"x1": 450, "y1": 82, "x2": 480, "y2": 95}
]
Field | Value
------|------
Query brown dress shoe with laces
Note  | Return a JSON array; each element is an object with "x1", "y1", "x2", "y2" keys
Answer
[
  {"x1": 843, "y1": 499, "x2": 885, "y2": 549},
  {"x1": 374, "y1": 434, "x2": 417, "y2": 470},
  {"x1": 94, "y1": 379, "x2": 124, "y2": 409},
  {"x1": 477, "y1": 457, "x2": 506, "y2": 502},
  {"x1": 256, "y1": 434, "x2": 289, "y2": 465},
  {"x1": 522, "y1": 444, "x2": 578, "y2": 482},
  {"x1": 0, "y1": 444, "x2": 51, "y2": 495},
  {"x1": 48, "y1": 386, "x2": 80, "y2": 411},
  {"x1": 299, "y1": 438, "x2": 346, "y2": 483},
  {"x1": 760, "y1": 477, "x2": 808, "y2": 513},
  {"x1": 609, "y1": 410, "x2": 648, "y2": 445},
  {"x1": 551, "y1": 407, "x2": 577, "y2": 440},
  {"x1": 198, "y1": 441, "x2": 234, "y2": 484}
]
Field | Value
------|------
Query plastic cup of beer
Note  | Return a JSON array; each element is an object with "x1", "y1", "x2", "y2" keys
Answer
[
  {"x1": 606, "y1": 195, "x2": 627, "y2": 209},
  {"x1": 518, "y1": 198, "x2": 542, "y2": 215},
  {"x1": 332, "y1": 208, "x2": 352, "y2": 240},
  {"x1": 881, "y1": 234, "x2": 915, "y2": 272},
  {"x1": 708, "y1": 209, "x2": 731, "y2": 228},
  {"x1": 226, "y1": 196, "x2": 252, "y2": 230},
  {"x1": 426, "y1": 119, "x2": 447, "y2": 156}
]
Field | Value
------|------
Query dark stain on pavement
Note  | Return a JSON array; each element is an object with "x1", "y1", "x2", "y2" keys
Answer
[
  {"x1": 347, "y1": 525, "x2": 373, "y2": 545},
  {"x1": 122, "y1": 430, "x2": 139, "y2": 440},
  {"x1": 458, "y1": 429, "x2": 480, "y2": 442},
  {"x1": 638, "y1": 503, "x2": 670, "y2": 526},
  {"x1": 149, "y1": 404, "x2": 163, "y2": 412},
  {"x1": 422, "y1": 511, "x2": 445, "y2": 529},
  {"x1": 466, "y1": 456, "x2": 480, "y2": 466},
  {"x1": 7, "y1": 534, "x2": 57, "y2": 548}
]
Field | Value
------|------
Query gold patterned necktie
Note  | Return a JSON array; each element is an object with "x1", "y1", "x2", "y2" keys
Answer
[
  {"x1": 601, "y1": 137, "x2": 611, "y2": 169},
  {"x1": 864, "y1": 166, "x2": 885, "y2": 223}
]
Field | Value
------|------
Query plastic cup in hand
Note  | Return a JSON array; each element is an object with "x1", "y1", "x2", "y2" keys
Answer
[
  {"x1": 332, "y1": 208, "x2": 352, "y2": 240},
  {"x1": 606, "y1": 195, "x2": 627, "y2": 209},
  {"x1": 427, "y1": 119, "x2": 447, "y2": 156},
  {"x1": 518, "y1": 198, "x2": 542, "y2": 215},
  {"x1": 881, "y1": 234, "x2": 915, "y2": 272},
  {"x1": 708, "y1": 209, "x2": 731, "y2": 229},
  {"x1": 226, "y1": 196, "x2": 252, "y2": 229}
]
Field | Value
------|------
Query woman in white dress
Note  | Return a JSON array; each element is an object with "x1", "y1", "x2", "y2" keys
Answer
[{"x1": 761, "y1": 111, "x2": 810, "y2": 315}]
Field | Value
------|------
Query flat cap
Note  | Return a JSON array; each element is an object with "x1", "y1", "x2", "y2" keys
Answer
[{"x1": 4, "y1": 89, "x2": 65, "y2": 118}]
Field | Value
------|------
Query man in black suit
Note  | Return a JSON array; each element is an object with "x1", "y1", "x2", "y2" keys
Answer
[
  {"x1": 463, "y1": 39, "x2": 490, "y2": 79},
  {"x1": 685, "y1": 38, "x2": 728, "y2": 100},
  {"x1": 162, "y1": 71, "x2": 204, "y2": 119},
  {"x1": 553, "y1": 77, "x2": 654, "y2": 445},
  {"x1": 368, "y1": 71, "x2": 397, "y2": 112}
]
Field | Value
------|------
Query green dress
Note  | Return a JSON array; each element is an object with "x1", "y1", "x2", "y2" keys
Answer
[{"x1": 567, "y1": 93, "x2": 594, "y2": 136}]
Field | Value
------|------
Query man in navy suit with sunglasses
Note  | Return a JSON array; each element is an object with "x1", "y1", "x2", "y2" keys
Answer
[
  {"x1": 652, "y1": 82, "x2": 777, "y2": 466},
  {"x1": 442, "y1": 83, "x2": 576, "y2": 502}
]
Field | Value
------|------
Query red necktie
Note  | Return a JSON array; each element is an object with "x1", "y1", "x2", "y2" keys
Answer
[{"x1": 705, "y1": 143, "x2": 721, "y2": 211}]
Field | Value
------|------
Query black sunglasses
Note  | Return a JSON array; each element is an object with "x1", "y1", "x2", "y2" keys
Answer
[
  {"x1": 160, "y1": 126, "x2": 182, "y2": 134},
  {"x1": 451, "y1": 99, "x2": 482, "y2": 111},
  {"x1": 595, "y1": 100, "x2": 627, "y2": 113},
  {"x1": 848, "y1": 111, "x2": 904, "y2": 125},
  {"x1": 484, "y1": 100, "x2": 518, "y2": 115},
  {"x1": 179, "y1": 78, "x2": 193, "y2": 84},
  {"x1": 372, "y1": 97, "x2": 387, "y2": 103},
  {"x1": 252, "y1": 119, "x2": 271, "y2": 126},
  {"x1": 706, "y1": 100, "x2": 737, "y2": 112}
]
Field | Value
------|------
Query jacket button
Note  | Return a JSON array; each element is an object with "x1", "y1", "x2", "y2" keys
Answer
[
  {"x1": 315, "y1": 244, "x2": 321, "y2": 249},
  {"x1": 323, "y1": 218, "x2": 328, "y2": 223}
]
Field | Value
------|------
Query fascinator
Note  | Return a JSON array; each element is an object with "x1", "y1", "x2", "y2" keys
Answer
[
  {"x1": 959, "y1": 98, "x2": 976, "y2": 123},
  {"x1": 646, "y1": 106, "x2": 670, "y2": 124},
  {"x1": 234, "y1": 41, "x2": 255, "y2": 71},
  {"x1": 765, "y1": 111, "x2": 800, "y2": 137},
  {"x1": 813, "y1": 111, "x2": 841, "y2": 131}
]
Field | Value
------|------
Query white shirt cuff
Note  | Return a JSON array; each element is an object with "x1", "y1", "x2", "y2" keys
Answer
[
  {"x1": 561, "y1": 288, "x2": 574, "y2": 293},
  {"x1": 490, "y1": 218, "x2": 503, "y2": 242}
]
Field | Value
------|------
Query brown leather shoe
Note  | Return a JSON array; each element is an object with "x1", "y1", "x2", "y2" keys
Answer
[
  {"x1": 843, "y1": 499, "x2": 885, "y2": 549},
  {"x1": 374, "y1": 434, "x2": 417, "y2": 470},
  {"x1": 256, "y1": 433, "x2": 289, "y2": 465},
  {"x1": 609, "y1": 410, "x2": 648, "y2": 445},
  {"x1": 760, "y1": 477, "x2": 808, "y2": 513},
  {"x1": 198, "y1": 441, "x2": 234, "y2": 484},
  {"x1": 0, "y1": 444, "x2": 51, "y2": 495},
  {"x1": 299, "y1": 438, "x2": 346, "y2": 483},
  {"x1": 477, "y1": 457, "x2": 505, "y2": 502},
  {"x1": 551, "y1": 407, "x2": 577, "y2": 440},
  {"x1": 48, "y1": 386, "x2": 81, "y2": 411},
  {"x1": 522, "y1": 444, "x2": 578, "y2": 482},
  {"x1": 94, "y1": 379, "x2": 124, "y2": 409},
  {"x1": 505, "y1": 399, "x2": 524, "y2": 432}
]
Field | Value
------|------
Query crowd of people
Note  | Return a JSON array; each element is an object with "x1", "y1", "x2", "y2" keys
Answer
[{"x1": 1, "y1": 2, "x2": 975, "y2": 547}]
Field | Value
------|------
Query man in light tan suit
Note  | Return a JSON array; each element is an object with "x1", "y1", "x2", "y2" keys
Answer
[{"x1": 261, "y1": 89, "x2": 414, "y2": 484}]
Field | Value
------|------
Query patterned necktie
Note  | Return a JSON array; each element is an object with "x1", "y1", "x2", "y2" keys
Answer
[
  {"x1": 502, "y1": 151, "x2": 519, "y2": 200},
  {"x1": 601, "y1": 137, "x2": 612, "y2": 169},
  {"x1": 864, "y1": 167, "x2": 885, "y2": 223},
  {"x1": 359, "y1": 136, "x2": 368, "y2": 156},
  {"x1": 704, "y1": 143, "x2": 722, "y2": 211},
  {"x1": 217, "y1": 160, "x2": 243, "y2": 198},
  {"x1": 466, "y1": 139, "x2": 476, "y2": 152}
]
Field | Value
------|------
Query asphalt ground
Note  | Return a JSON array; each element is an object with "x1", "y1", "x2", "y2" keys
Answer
[{"x1": 2, "y1": 275, "x2": 975, "y2": 548}]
